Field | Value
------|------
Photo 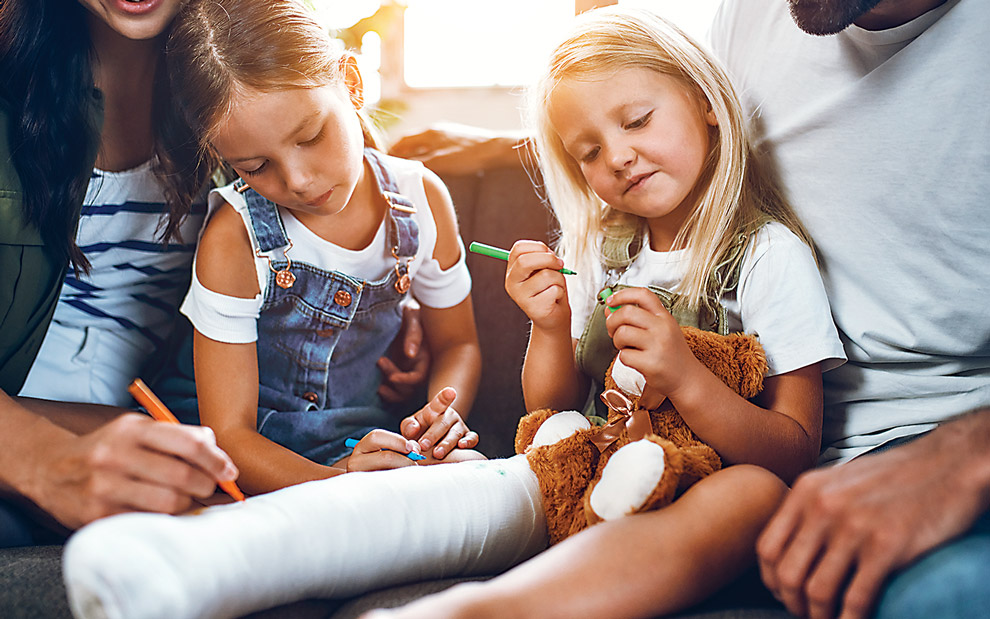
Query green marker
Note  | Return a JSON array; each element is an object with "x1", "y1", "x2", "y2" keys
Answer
[
  {"x1": 469, "y1": 241, "x2": 577, "y2": 275},
  {"x1": 599, "y1": 287, "x2": 621, "y2": 311}
]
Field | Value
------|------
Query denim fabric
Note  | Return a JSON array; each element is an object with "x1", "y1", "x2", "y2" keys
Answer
[
  {"x1": 874, "y1": 509, "x2": 990, "y2": 619},
  {"x1": 241, "y1": 148, "x2": 419, "y2": 466},
  {"x1": 0, "y1": 501, "x2": 34, "y2": 549}
]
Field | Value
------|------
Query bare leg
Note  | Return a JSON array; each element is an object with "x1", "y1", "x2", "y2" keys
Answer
[{"x1": 367, "y1": 464, "x2": 787, "y2": 619}]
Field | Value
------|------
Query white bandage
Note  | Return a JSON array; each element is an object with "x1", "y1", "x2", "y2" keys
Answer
[{"x1": 63, "y1": 456, "x2": 547, "y2": 619}]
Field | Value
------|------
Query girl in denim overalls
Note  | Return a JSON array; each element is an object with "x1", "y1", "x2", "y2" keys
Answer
[
  {"x1": 165, "y1": 0, "x2": 483, "y2": 495},
  {"x1": 62, "y1": 8, "x2": 845, "y2": 619}
]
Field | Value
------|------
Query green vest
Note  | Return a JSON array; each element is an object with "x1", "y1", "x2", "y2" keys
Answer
[{"x1": 0, "y1": 94, "x2": 103, "y2": 393}]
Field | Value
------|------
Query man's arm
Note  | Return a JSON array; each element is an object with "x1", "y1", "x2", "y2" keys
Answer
[{"x1": 757, "y1": 408, "x2": 990, "y2": 619}]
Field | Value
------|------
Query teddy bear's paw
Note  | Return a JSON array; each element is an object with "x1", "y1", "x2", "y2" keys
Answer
[
  {"x1": 588, "y1": 439, "x2": 667, "y2": 521},
  {"x1": 530, "y1": 411, "x2": 591, "y2": 448},
  {"x1": 610, "y1": 356, "x2": 646, "y2": 397}
]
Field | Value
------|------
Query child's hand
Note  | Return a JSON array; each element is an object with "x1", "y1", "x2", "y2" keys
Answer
[
  {"x1": 603, "y1": 287, "x2": 700, "y2": 402},
  {"x1": 345, "y1": 429, "x2": 423, "y2": 472},
  {"x1": 504, "y1": 240, "x2": 571, "y2": 331},
  {"x1": 400, "y1": 387, "x2": 479, "y2": 460}
]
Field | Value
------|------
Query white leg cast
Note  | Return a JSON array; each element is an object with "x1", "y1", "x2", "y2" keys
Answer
[{"x1": 62, "y1": 456, "x2": 546, "y2": 619}]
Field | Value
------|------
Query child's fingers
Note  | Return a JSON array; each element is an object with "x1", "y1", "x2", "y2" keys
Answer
[
  {"x1": 509, "y1": 254, "x2": 566, "y2": 284},
  {"x1": 506, "y1": 241, "x2": 565, "y2": 278},
  {"x1": 604, "y1": 287, "x2": 668, "y2": 315},
  {"x1": 428, "y1": 418, "x2": 471, "y2": 459},
  {"x1": 354, "y1": 429, "x2": 421, "y2": 459},
  {"x1": 606, "y1": 305, "x2": 660, "y2": 341},
  {"x1": 402, "y1": 387, "x2": 457, "y2": 439},
  {"x1": 508, "y1": 239, "x2": 552, "y2": 258},
  {"x1": 458, "y1": 431, "x2": 480, "y2": 449},
  {"x1": 346, "y1": 450, "x2": 418, "y2": 472}
]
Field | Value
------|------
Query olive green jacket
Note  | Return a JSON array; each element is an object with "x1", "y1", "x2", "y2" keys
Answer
[{"x1": 0, "y1": 96, "x2": 102, "y2": 393}]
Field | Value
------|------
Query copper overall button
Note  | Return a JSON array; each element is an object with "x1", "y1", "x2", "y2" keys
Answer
[
  {"x1": 316, "y1": 328, "x2": 335, "y2": 337},
  {"x1": 302, "y1": 391, "x2": 319, "y2": 403},
  {"x1": 333, "y1": 290, "x2": 352, "y2": 307}
]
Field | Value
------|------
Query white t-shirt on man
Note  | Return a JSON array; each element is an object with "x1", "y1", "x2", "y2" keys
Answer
[{"x1": 710, "y1": 0, "x2": 990, "y2": 462}]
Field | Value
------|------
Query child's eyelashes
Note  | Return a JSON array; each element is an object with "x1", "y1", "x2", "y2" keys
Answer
[
  {"x1": 243, "y1": 161, "x2": 268, "y2": 177},
  {"x1": 624, "y1": 111, "x2": 652, "y2": 131},
  {"x1": 581, "y1": 146, "x2": 601, "y2": 163},
  {"x1": 300, "y1": 127, "x2": 325, "y2": 147}
]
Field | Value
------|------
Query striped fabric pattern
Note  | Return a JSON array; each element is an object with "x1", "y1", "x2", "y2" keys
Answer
[
  {"x1": 54, "y1": 164, "x2": 205, "y2": 351},
  {"x1": 19, "y1": 161, "x2": 206, "y2": 405}
]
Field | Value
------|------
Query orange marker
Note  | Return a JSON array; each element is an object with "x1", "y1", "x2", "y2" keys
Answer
[{"x1": 128, "y1": 378, "x2": 246, "y2": 502}]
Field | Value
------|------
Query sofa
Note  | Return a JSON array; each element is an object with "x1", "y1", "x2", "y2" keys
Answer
[{"x1": 0, "y1": 164, "x2": 790, "y2": 618}]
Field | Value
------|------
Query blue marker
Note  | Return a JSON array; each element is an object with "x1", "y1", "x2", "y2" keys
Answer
[{"x1": 345, "y1": 437, "x2": 426, "y2": 461}]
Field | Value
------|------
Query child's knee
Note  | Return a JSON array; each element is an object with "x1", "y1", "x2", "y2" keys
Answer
[{"x1": 714, "y1": 464, "x2": 788, "y2": 514}]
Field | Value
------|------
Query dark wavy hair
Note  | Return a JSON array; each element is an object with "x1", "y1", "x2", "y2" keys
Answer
[{"x1": 0, "y1": 0, "x2": 214, "y2": 273}]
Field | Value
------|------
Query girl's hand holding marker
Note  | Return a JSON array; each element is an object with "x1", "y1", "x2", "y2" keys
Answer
[
  {"x1": 469, "y1": 241, "x2": 577, "y2": 275},
  {"x1": 345, "y1": 437, "x2": 424, "y2": 461}
]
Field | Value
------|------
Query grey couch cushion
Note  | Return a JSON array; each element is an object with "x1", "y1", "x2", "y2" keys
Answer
[{"x1": 0, "y1": 548, "x2": 791, "y2": 619}]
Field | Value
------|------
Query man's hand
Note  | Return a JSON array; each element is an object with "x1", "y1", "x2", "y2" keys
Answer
[
  {"x1": 378, "y1": 304, "x2": 431, "y2": 404},
  {"x1": 757, "y1": 412, "x2": 990, "y2": 619}
]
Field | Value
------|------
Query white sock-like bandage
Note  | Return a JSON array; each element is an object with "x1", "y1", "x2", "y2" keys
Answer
[{"x1": 62, "y1": 455, "x2": 546, "y2": 619}]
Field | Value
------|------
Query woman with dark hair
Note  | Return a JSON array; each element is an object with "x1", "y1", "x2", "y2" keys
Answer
[{"x1": 0, "y1": 0, "x2": 242, "y2": 547}]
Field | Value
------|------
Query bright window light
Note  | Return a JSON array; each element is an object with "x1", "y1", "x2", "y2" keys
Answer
[
  {"x1": 403, "y1": 0, "x2": 573, "y2": 88},
  {"x1": 402, "y1": 0, "x2": 723, "y2": 89}
]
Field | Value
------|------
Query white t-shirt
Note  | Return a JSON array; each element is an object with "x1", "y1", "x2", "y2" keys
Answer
[
  {"x1": 181, "y1": 155, "x2": 471, "y2": 344},
  {"x1": 567, "y1": 222, "x2": 845, "y2": 378},
  {"x1": 710, "y1": 0, "x2": 990, "y2": 462}
]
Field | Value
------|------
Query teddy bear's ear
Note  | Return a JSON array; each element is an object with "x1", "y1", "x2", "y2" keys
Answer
[{"x1": 730, "y1": 333, "x2": 768, "y2": 399}]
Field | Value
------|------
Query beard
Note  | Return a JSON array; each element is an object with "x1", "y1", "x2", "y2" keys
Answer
[{"x1": 787, "y1": 0, "x2": 886, "y2": 35}]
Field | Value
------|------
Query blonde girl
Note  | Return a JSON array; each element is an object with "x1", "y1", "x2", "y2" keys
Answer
[
  {"x1": 161, "y1": 0, "x2": 484, "y2": 495},
  {"x1": 507, "y1": 7, "x2": 845, "y2": 485},
  {"x1": 64, "y1": 7, "x2": 843, "y2": 619}
]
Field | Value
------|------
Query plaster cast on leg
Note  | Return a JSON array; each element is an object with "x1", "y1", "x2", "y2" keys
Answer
[{"x1": 62, "y1": 456, "x2": 546, "y2": 619}]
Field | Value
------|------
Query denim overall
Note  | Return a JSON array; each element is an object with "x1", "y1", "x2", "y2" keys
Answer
[
  {"x1": 237, "y1": 149, "x2": 419, "y2": 466},
  {"x1": 575, "y1": 229, "x2": 753, "y2": 421}
]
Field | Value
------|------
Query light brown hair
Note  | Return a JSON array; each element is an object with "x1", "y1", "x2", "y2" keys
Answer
[{"x1": 166, "y1": 0, "x2": 382, "y2": 167}]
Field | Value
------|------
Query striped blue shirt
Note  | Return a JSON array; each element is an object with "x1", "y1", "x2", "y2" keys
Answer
[{"x1": 19, "y1": 161, "x2": 205, "y2": 405}]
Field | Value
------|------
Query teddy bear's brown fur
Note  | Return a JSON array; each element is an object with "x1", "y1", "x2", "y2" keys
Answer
[{"x1": 514, "y1": 326, "x2": 768, "y2": 545}]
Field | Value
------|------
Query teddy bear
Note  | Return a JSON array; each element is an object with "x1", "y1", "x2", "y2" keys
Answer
[{"x1": 514, "y1": 326, "x2": 768, "y2": 545}]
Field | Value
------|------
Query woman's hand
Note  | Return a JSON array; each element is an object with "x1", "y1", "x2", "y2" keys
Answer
[
  {"x1": 505, "y1": 240, "x2": 571, "y2": 332},
  {"x1": 400, "y1": 387, "x2": 479, "y2": 460},
  {"x1": 604, "y1": 287, "x2": 700, "y2": 402},
  {"x1": 27, "y1": 413, "x2": 239, "y2": 530}
]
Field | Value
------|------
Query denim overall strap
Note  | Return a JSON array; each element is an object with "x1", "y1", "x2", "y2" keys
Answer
[
  {"x1": 364, "y1": 148, "x2": 418, "y2": 260},
  {"x1": 233, "y1": 177, "x2": 291, "y2": 253},
  {"x1": 247, "y1": 152, "x2": 422, "y2": 467}
]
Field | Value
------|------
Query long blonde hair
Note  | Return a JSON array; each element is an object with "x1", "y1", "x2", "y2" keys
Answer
[
  {"x1": 528, "y1": 6, "x2": 809, "y2": 314},
  {"x1": 166, "y1": 0, "x2": 383, "y2": 166}
]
